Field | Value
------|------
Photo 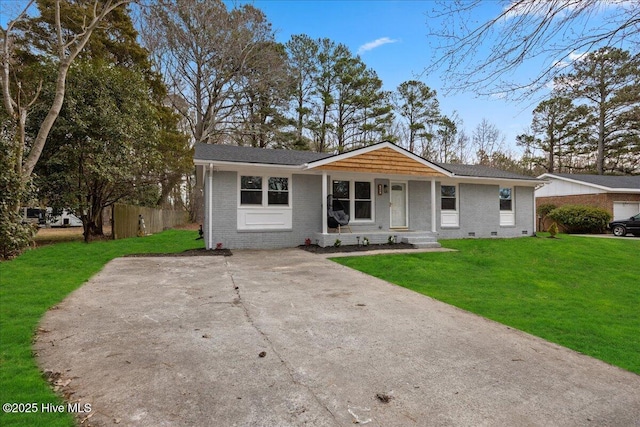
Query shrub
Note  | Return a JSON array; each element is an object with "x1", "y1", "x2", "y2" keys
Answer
[
  {"x1": 547, "y1": 205, "x2": 611, "y2": 234},
  {"x1": 537, "y1": 203, "x2": 557, "y2": 218},
  {"x1": 548, "y1": 222, "x2": 559, "y2": 238},
  {"x1": 1, "y1": 126, "x2": 37, "y2": 259},
  {"x1": 0, "y1": 211, "x2": 37, "y2": 259}
]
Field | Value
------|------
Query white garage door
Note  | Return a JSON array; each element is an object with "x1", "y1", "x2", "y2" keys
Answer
[{"x1": 613, "y1": 202, "x2": 640, "y2": 220}]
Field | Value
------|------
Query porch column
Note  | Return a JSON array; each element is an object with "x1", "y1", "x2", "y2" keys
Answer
[
  {"x1": 321, "y1": 171, "x2": 328, "y2": 234},
  {"x1": 431, "y1": 179, "x2": 437, "y2": 233},
  {"x1": 208, "y1": 164, "x2": 214, "y2": 249}
]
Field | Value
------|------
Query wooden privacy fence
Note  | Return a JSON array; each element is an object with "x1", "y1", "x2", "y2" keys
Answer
[{"x1": 112, "y1": 203, "x2": 189, "y2": 239}]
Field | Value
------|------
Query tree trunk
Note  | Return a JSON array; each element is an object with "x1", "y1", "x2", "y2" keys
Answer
[
  {"x1": 82, "y1": 201, "x2": 105, "y2": 242},
  {"x1": 597, "y1": 92, "x2": 606, "y2": 175}
]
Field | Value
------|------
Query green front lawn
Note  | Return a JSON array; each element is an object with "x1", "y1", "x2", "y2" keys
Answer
[
  {"x1": 0, "y1": 229, "x2": 204, "y2": 427},
  {"x1": 333, "y1": 235, "x2": 640, "y2": 375}
]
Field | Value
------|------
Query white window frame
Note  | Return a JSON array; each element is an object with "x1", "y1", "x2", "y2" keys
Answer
[
  {"x1": 239, "y1": 175, "x2": 291, "y2": 208},
  {"x1": 440, "y1": 184, "x2": 459, "y2": 228},
  {"x1": 331, "y1": 178, "x2": 375, "y2": 223},
  {"x1": 500, "y1": 186, "x2": 515, "y2": 227},
  {"x1": 237, "y1": 174, "x2": 292, "y2": 230}
]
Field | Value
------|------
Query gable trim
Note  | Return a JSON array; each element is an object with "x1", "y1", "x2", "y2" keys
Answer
[{"x1": 304, "y1": 141, "x2": 452, "y2": 177}]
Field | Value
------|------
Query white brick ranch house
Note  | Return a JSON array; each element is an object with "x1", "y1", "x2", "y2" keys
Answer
[{"x1": 194, "y1": 141, "x2": 544, "y2": 249}]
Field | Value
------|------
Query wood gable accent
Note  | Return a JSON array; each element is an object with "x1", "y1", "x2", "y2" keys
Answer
[{"x1": 314, "y1": 147, "x2": 445, "y2": 177}]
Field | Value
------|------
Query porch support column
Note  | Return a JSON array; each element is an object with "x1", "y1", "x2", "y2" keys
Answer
[
  {"x1": 431, "y1": 179, "x2": 437, "y2": 233},
  {"x1": 208, "y1": 163, "x2": 214, "y2": 250},
  {"x1": 321, "y1": 171, "x2": 328, "y2": 234}
]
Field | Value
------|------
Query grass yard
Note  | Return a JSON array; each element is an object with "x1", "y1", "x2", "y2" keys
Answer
[
  {"x1": 0, "y1": 229, "x2": 204, "y2": 427},
  {"x1": 333, "y1": 235, "x2": 640, "y2": 375}
]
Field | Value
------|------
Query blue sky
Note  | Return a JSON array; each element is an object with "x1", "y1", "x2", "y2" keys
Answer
[
  {"x1": 235, "y1": 0, "x2": 635, "y2": 154},
  {"x1": 2, "y1": 1, "x2": 631, "y2": 154},
  {"x1": 238, "y1": 0, "x2": 530, "y2": 152}
]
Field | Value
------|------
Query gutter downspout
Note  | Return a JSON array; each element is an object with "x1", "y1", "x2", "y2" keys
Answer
[
  {"x1": 533, "y1": 187, "x2": 537, "y2": 235},
  {"x1": 431, "y1": 179, "x2": 437, "y2": 233},
  {"x1": 208, "y1": 163, "x2": 213, "y2": 249}
]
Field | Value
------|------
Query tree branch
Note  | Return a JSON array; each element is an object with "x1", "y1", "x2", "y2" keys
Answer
[{"x1": 22, "y1": 0, "x2": 134, "y2": 180}]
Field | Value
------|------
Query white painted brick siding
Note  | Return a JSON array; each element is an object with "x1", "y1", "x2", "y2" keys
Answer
[{"x1": 203, "y1": 172, "x2": 536, "y2": 249}]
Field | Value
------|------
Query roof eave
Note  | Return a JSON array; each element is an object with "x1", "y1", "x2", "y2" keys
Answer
[
  {"x1": 194, "y1": 159, "x2": 305, "y2": 170},
  {"x1": 448, "y1": 175, "x2": 546, "y2": 186},
  {"x1": 538, "y1": 173, "x2": 639, "y2": 192},
  {"x1": 607, "y1": 188, "x2": 640, "y2": 193}
]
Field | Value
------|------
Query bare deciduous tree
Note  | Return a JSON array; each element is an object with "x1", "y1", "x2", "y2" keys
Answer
[
  {"x1": 472, "y1": 118, "x2": 505, "y2": 164},
  {"x1": 141, "y1": 0, "x2": 276, "y2": 145},
  {"x1": 426, "y1": 0, "x2": 640, "y2": 99}
]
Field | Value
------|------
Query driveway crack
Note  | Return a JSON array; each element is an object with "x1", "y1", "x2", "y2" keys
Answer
[{"x1": 225, "y1": 259, "x2": 339, "y2": 425}]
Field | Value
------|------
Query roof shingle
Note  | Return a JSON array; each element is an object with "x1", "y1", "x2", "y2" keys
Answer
[
  {"x1": 194, "y1": 143, "x2": 332, "y2": 166},
  {"x1": 437, "y1": 163, "x2": 539, "y2": 180},
  {"x1": 194, "y1": 143, "x2": 540, "y2": 181}
]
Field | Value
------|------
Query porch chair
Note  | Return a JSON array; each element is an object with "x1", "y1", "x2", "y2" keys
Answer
[{"x1": 327, "y1": 194, "x2": 352, "y2": 233}]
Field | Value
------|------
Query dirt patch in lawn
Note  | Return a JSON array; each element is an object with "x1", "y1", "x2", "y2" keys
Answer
[{"x1": 34, "y1": 227, "x2": 85, "y2": 246}]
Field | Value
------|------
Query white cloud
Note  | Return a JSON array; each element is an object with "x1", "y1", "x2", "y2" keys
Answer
[
  {"x1": 490, "y1": 92, "x2": 508, "y2": 100},
  {"x1": 553, "y1": 51, "x2": 588, "y2": 69},
  {"x1": 357, "y1": 37, "x2": 399, "y2": 55},
  {"x1": 568, "y1": 51, "x2": 587, "y2": 61}
]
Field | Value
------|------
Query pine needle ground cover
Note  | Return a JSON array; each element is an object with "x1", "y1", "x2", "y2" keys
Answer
[
  {"x1": 0, "y1": 229, "x2": 204, "y2": 427},
  {"x1": 333, "y1": 235, "x2": 640, "y2": 375}
]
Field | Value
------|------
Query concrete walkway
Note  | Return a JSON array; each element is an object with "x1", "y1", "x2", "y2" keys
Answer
[{"x1": 35, "y1": 249, "x2": 640, "y2": 426}]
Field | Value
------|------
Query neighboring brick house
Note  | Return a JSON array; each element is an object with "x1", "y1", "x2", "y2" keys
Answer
[
  {"x1": 194, "y1": 141, "x2": 544, "y2": 249},
  {"x1": 535, "y1": 174, "x2": 640, "y2": 229}
]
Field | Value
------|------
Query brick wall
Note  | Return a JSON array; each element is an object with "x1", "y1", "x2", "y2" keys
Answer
[
  {"x1": 438, "y1": 184, "x2": 534, "y2": 239},
  {"x1": 535, "y1": 193, "x2": 640, "y2": 230},
  {"x1": 206, "y1": 172, "x2": 323, "y2": 249}
]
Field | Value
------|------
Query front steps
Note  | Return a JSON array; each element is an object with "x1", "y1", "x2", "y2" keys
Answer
[{"x1": 400, "y1": 232, "x2": 441, "y2": 249}]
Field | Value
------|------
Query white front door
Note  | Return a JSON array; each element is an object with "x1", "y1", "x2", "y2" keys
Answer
[{"x1": 390, "y1": 183, "x2": 407, "y2": 228}]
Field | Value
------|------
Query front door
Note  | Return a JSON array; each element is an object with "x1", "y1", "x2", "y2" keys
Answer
[{"x1": 390, "y1": 183, "x2": 407, "y2": 228}]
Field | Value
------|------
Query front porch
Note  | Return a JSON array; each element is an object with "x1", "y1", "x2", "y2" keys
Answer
[{"x1": 313, "y1": 229, "x2": 440, "y2": 249}]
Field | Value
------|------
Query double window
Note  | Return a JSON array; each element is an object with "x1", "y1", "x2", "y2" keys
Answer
[
  {"x1": 332, "y1": 180, "x2": 372, "y2": 220},
  {"x1": 240, "y1": 176, "x2": 289, "y2": 206}
]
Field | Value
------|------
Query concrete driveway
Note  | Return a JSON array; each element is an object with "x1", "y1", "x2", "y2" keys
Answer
[{"x1": 35, "y1": 249, "x2": 640, "y2": 426}]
